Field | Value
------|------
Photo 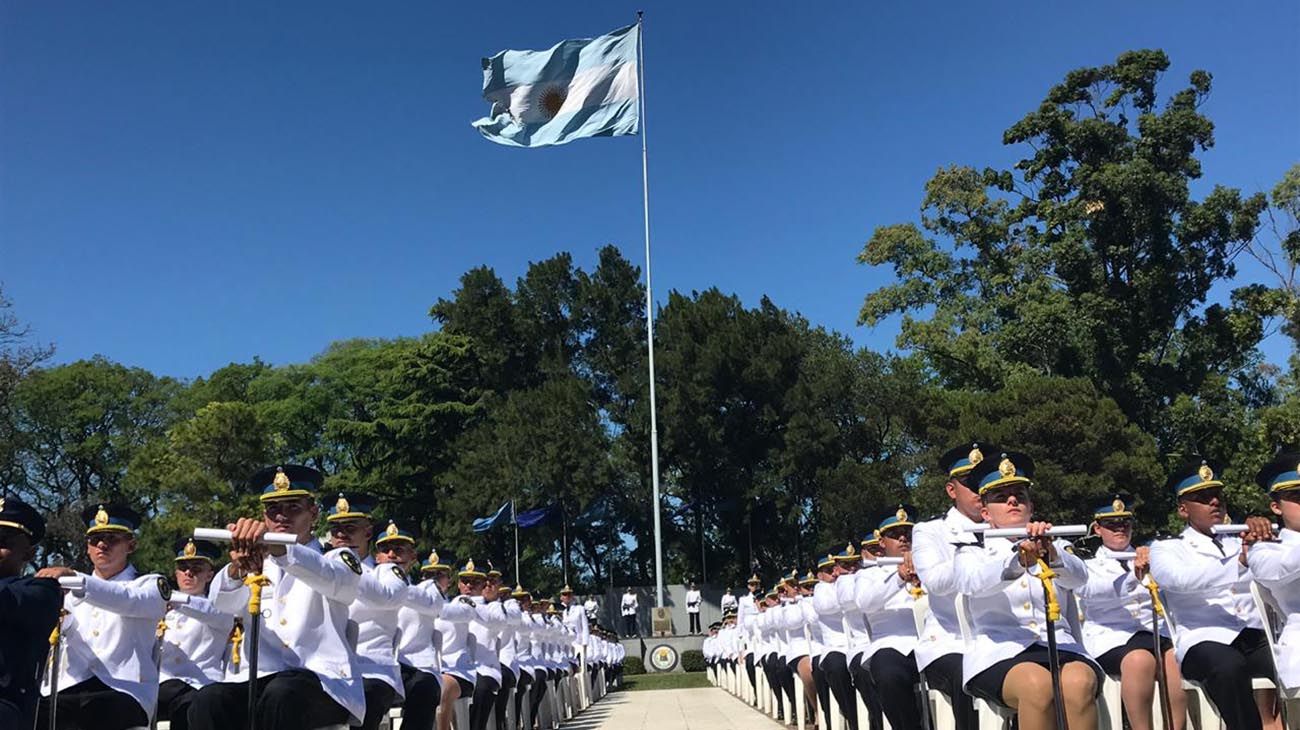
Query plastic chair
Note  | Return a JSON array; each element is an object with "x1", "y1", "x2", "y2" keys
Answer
[
  {"x1": 1251, "y1": 581, "x2": 1300, "y2": 727},
  {"x1": 953, "y1": 594, "x2": 1016, "y2": 730}
]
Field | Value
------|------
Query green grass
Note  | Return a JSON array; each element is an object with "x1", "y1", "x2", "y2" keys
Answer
[{"x1": 621, "y1": 671, "x2": 712, "y2": 691}]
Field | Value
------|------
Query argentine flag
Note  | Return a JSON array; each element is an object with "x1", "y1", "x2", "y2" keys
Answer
[{"x1": 472, "y1": 23, "x2": 639, "y2": 148}]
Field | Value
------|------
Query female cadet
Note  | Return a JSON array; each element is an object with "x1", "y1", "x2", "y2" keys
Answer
[
  {"x1": 436, "y1": 559, "x2": 488, "y2": 730},
  {"x1": 953, "y1": 451, "x2": 1101, "y2": 730},
  {"x1": 393, "y1": 549, "x2": 451, "y2": 730},
  {"x1": 157, "y1": 538, "x2": 234, "y2": 730},
  {"x1": 1077, "y1": 497, "x2": 1186, "y2": 730}
]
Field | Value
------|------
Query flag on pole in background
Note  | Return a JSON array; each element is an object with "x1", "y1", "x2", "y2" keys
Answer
[
  {"x1": 472, "y1": 501, "x2": 514, "y2": 532},
  {"x1": 472, "y1": 23, "x2": 640, "y2": 148},
  {"x1": 515, "y1": 504, "x2": 558, "y2": 529}
]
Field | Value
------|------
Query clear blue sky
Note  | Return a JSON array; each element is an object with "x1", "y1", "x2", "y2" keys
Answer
[{"x1": 3, "y1": 2, "x2": 1297, "y2": 378}]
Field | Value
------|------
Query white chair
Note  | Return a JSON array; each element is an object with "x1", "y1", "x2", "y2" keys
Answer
[
  {"x1": 1251, "y1": 581, "x2": 1300, "y2": 723},
  {"x1": 953, "y1": 594, "x2": 1016, "y2": 730},
  {"x1": 451, "y1": 695, "x2": 472, "y2": 730},
  {"x1": 911, "y1": 595, "x2": 956, "y2": 730}
]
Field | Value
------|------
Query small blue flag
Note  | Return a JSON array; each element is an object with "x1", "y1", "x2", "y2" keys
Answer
[
  {"x1": 472, "y1": 502, "x2": 513, "y2": 533},
  {"x1": 473, "y1": 23, "x2": 640, "y2": 148},
  {"x1": 516, "y1": 504, "x2": 557, "y2": 529}
]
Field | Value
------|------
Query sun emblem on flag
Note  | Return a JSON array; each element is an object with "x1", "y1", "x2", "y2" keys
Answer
[{"x1": 539, "y1": 84, "x2": 567, "y2": 120}]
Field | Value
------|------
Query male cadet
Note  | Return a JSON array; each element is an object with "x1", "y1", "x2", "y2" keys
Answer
[
  {"x1": 811, "y1": 551, "x2": 856, "y2": 730},
  {"x1": 0, "y1": 496, "x2": 61, "y2": 729},
  {"x1": 620, "y1": 587, "x2": 639, "y2": 637},
  {"x1": 735, "y1": 574, "x2": 761, "y2": 695},
  {"x1": 855, "y1": 509, "x2": 925, "y2": 730},
  {"x1": 38, "y1": 504, "x2": 169, "y2": 729},
  {"x1": 324, "y1": 495, "x2": 409, "y2": 730},
  {"x1": 686, "y1": 581, "x2": 702, "y2": 634},
  {"x1": 1250, "y1": 450, "x2": 1300, "y2": 691},
  {"x1": 385, "y1": 538, "x2": 448, "y2": 730},
  {"x1": 1150, "y1": 457, "x2": 1281, "y2": 730},
  {"x1": 907, "y1": 442, "x2": 993, "y2": 730},
  {"x1": 157, "y1": 538, "x2": 234, "y2": 730},
  {"x1": 583, "y1": 594, "x2": 599, "y2": 622},
  {"x1": 560, "y1": 584, "x2": 590, "y2": 677},
  {"x1": 720, "y1": 586, "x2": 738, "y2": 615},
  {"x1": 188, "y1": 465, "x2": 364, "y2": 730}
]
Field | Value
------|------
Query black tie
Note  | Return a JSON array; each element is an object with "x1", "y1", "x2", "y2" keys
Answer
[
  {"x1": 1119, "y1": 559, "x2": 1131, "y2": 572},
  {"x1": 1211, "y1": 537, "x2": 1226, "y2": 557}
]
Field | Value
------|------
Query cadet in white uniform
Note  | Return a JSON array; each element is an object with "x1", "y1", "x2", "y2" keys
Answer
[
  {"x1": 1250, "y1": 451, "x2": 1300, "y2": 691},
  {"x1": 737, "y1": 575, "x2": 762, "y2": 694},
  {"x1": 490, "y1": 572, "x2": 522, "y2": 730},
  {"x1": 188, "y1": 464, "x2": 364, "y2": 730},
  {"x1": 686, "y1": 582, "x2": 702, "y2": 634},
  {"x1": 510, "y1": 586, "x2": 538, "y2": 727},
  {"x1": 954, "y1": 451, "x2": 1101, "y2": 730},
  {"x1": 855, "y1": 508, "x2": 925, "y2": 730},
  {"x1": 909, "y1": 442, "x2": 992, "y2": 730},
  {"x1": 1077, "y1": 497, "x2": 1186, "y2": 730},
  {"x1": 811, "y1": 552, "x2": 856, "y2": 730},
  {"x1": 620, "y1": 587, "x2": 638, "y2": 637},
  {"x1": 393, "y1": 549, "x2": 451, "y2": 730},
  {"x1": 326, "y1": 496, "x2": 409, "y2": 730},
  {"x1": 38, "y1": 504, "x2": 169, "y2": 729},
  {"x1": 436, "y1": 559, "x2": 485, "y2": 730},
  {"x1": 720, "y1": 587, "x2": 738, "y2": 615},
  {"x1": 560, "y1": 584, "x2": 589, "y2": 676},
  {"x1": 465, "y1": 561, "x2": 507, "y2": 730},
  {"x1": 157, "y1": 538, "x2": 235, "y2": 730},
  {"x1": 1150, "y1": 457, "x2": 1280, "y2": 730}
]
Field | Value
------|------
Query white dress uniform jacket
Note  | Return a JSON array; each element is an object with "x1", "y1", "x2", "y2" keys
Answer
[
  {"x1": 720, "y1": 592, "x2": 738, "y2": 614},
  {"x1": 911, "y1": 507, "x2": 982, "y2": 670},
  {"x1": 395, "y1": 578, "x2": 446, "y2": 673},
  {"x1": 351, "y1": 557, "x2": 411, "y2": 697},
  {"x1": 853, "y1": 564, "x2": 920, "y2": 659},
  {"x1": 435, "y1": 595, "x2": 478, "y2": 680},
  {"x1": 1150, "y1": 526, "x2": 1262, "y2": 661},
  {"x1": 563, "y1": 601, "x2": 590, "y2": 660},
  {"x1": 811, "y1": 580, "x2": 849, "y2": 654},
  {"x1": 211, "y1": 541, "x2": 364, "y2": 724},
  {"x1": 499, "y1": 598, "x2": 523, "y2": 677},
  {"x1": 836, "y1": 572, "x2": 871, "y2": 661},
  {"x1": 620, "y1": 592, "x2": 638, "y2": 616},
  {"x1": 737, "y1": 592, "x2": 759, "y2": 649},
  {"x1": 160, "y1": 592, "x2": 236, "y2": 688},
  {"x1": 470, "y1": 596, "x2": 507, "y2": 684},
  {"x1": 953, "y1": 537, "x2": 1094, "y2": 685},
  {"x1": 1244, "y1": 527, "x2": 1300, "y2": 687},
  {"x1": 686, "y1": 589, "x2": 702, "y2": 614},
  {"x1": 1077, "y1": 545, "x2": 1165, "y2": 657},
  {"x1": 42, "y1": 565, "x2": 168, "y2": 720}
]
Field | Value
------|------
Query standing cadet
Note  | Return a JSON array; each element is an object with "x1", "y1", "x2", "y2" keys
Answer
[
  {"x1": 187, "y1": 465, "x2": 364, "y2": 730},
  {"x1": 620, "y1": 587, "x2": 638, "y2": 637},
  {"x1": 394, "y1": 549, "x2": 450, "y2": 730},
  {"x1": 0, "y1": 496, "x2": 61, "y2": 729},
  {"x1": 720, "y1": 587, "x2": 738, "y2": 615},
  {"x1": 1250, "y1": 450, "x2": 1300, "y2": 692},
  {"x1": 909, "y1": 441, "x2": 993, "y2": 730},
  {"x1": 1077, "y1": 497, "x2": 1186, "y2": 730},
  {"x1": 326, "y1": 497, "x2": 409, "y2": 730},
  {"x1": 38, "y1": 504, "x2": 169, "y2": 730},
  {"x1": 157, "y1": 538, "x2": 234, "y2": 730},
  {"x1": 954, "y1": 451, "x2": 1101, "y2": 730},
  {"x1": 1150, "y1": 457, "x2": 1281, "y2": 730},
  {"x1": 686, "y1": 582, "x2": 702, "y2": 635}
]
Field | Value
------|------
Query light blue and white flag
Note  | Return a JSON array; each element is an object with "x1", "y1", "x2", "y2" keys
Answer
[{"x1": 472, "y1": 23, "x2": 640, "y2": 148}]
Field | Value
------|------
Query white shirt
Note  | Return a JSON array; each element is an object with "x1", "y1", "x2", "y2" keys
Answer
[
  {"x1": 395, "y1": 578, "x2": 446, "y2": 673},
  {"x1": 854, "y1": 564, "x2": 920, "y2": 660},
  {"x1": 621, "y1": 593, "x2": 638, "y2": 616},
  {"x1": 953, "y1": 537, "x2": 1094, "y2": 685},
  {"x1": 43, "y1": 565, "x2": 168, "y2": 721},
  {"x1": 350, "y1": 557, "x2": 410, "y2": 696},
  {"x1": 911, "y1": 506, "x2": 982, "y2": 670},
  {"x1": 1150, "y1": 526, "x2": 1262, "y2": 661},
  {"x1": 583, "y1": 598, "x2": 599, "y2": 620},
  {"x1": 469, "y1": 596, "x2": 507, "y2": 683},
  {"x1": 435, "y1": 596, "x2": 477, "y2": 680},
  {"x1": 836, "y1": 572, "x2": 871, "y2": 659},
  {"x1": 160, "y1": 591, "x2": 236, "y2": 688},
  {"x1": 811, "y1": 580, "x2": 848, "y2": 653},
  {"x1": 720, "y1": 592, "x2": 738, "y2": 613},
  {"x1": 563, "y1": 601, "x2": 590, "y2": 650},
  {"x1": 498, "y1": 597, "x2": 523, "y2": 676},
  {"x1": 686, "y1": 589, "x2": 702, "y2": 614},
  {"x1": 210, "y1": 541, "x2": 364, "y2": 724},
  {"x1": 1248, "y1": 528, "x2": 1300, "y2": 688},
  {"x1": 1077, "y1": 545, "x2": 1165, "y2": 657}
]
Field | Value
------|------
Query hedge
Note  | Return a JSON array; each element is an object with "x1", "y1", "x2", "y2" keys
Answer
[
  {"x1": 623, "y1": 655, "x2": 646, "y2": 675},
  {"x1": 680, "y1": 649, "x2": 706, "y2": 672}
]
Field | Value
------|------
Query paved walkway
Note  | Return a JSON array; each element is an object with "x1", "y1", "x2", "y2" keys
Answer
[{"x1": 567, "y1": 688, "x2": 782, "y2": 730}]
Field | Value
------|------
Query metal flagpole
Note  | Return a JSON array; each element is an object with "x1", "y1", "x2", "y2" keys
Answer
[
  {"x1": 513, "y1": 500, "x2": 520, "y2": 580},
  {"x1": 635, "y1": 10, "x2": 665, "y2": 609}
]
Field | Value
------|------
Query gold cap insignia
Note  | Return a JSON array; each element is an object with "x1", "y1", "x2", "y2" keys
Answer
[
  {"x1": 95, "y1": 505, "x2": 109, "y2": 526},
  {"x1": 561, "y1": 584, "x2": 573, "y2": 593},
  {"x1": 873, "y1": 528, "x2": 882, "y2": 540},
  {"x1": 385, "y1": 521, "x2": 399, "y2": 538},
  {"x1": 896, "y1": 507, "x2": 908, "y2": 522},
  {"x1": 748, "y1": 573, "x2": 760, "y2": 583},
  {"x1": 0, "y1": 497, "x2": 5, "y2": 512},
  {"x1": 464, "y1": 559, "x2": 475, "y2": 572},
  {"x1": 1198, "y1": 462, "x2": 1214, "y2": 482},
  {"x1": 273, "y1": 467, "x2": 290, "y2": 492},
  {"x1": 844, "y1": 544, "x2": 855, "y2": 555},
  {"x1": 335, "y1": 494, "x2": 350, "y2": 514},
  {"x1": 428, "y1": 550, "x2": 440, "y2": 565},
  {"x1": 998, "y1": 457, "x2": 1016, "y2": 478},
  {"x1": 1112, "y1": 498, "x2": 1125, "y2": 513},
  {"x1": 183, "y1": 540, "x2": 197, "y2": 558},
  {"x1": 969, "y1": 445, "x2": 984, "y2": 466}
]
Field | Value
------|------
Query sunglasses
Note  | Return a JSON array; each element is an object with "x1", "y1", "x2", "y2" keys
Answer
[
  {"x1": 264, "y1": 501, "x2": 310, "y2": 518},
  {"x1": 1097, "y1": 518, "x2": 1132, "y2": 530},
  {"x1": 984, "y1": 487, "x2": 1030, "y2": 504},
  {"x1": 879, "y1": 528, "x2": 912, "y2": 541},
  {"x1": 86, "y1": 532, "x2": 131, "y2": 547}
]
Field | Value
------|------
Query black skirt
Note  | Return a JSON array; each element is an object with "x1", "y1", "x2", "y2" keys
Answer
[{"x1": 966, "y1": 645, "x2": 1103, "y2": 707}]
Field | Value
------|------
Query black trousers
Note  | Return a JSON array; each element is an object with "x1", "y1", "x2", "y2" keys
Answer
[
  {"x1": 761, "y1": 655, "x2": 785, "y2": 716},
  {"x1": 689, "y1": 612, "x2": 701, "y2": 633},
  {"x1": 157, "y1": 678, "x2": 197, "y2": 730},
  {"x1": 359, "y1": 677, "x2": 398, "y2": 730},
  {"x1": 494, "y1": 667, "x2": 516, "y2": 730},
  {"x1": 186, "y1": 669, "x2": 349, "y2": 730},
  {"x1": 922, "y1": 652, "x2": 977, "y2": 730},
  {"x1": 514, "y1": 670, "x2": 534, "y2": 727},
  {"x1": 399, "y1": 664, "x2": 442, "y2": 730},
  {"x1": 745, "y1": 653, "x2": 757, "y2": 690},
  {"x1": 623, "y1": 615, "x2": 637, "y2": 636},
  {"x1": 36, "y1": 676, "x2": 148, "y2": 730},
  {"x1": 469, "y1": 675, "x2": 500, "y2": 730},
  {"x1": 818, "y1": 652, "x2": 858, "y2": 730},
  {"x1": 1180, "y1": 628, "x2": 1275, "y2": 730},
  {"x1": 868, "y1": 649, "x2": 921, "y2": 730},
  {"x1": 768, "y1": 653, "x2": 797, "y2": 716},
  {"x1": 529, "y1": 671, "x2": 548, "y2": 725},
  {"x1": 848, "y1": 653, "x2": 884, "y2": 730}
]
